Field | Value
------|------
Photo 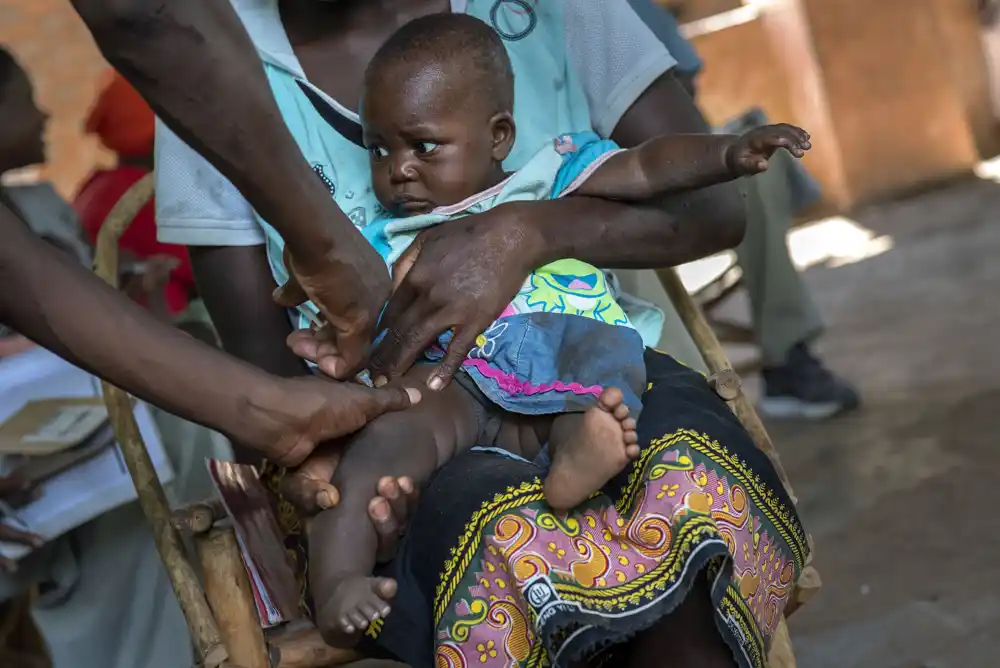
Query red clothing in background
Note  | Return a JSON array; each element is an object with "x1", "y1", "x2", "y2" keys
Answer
[{"x1": 73, "y1": 165, "x2": 195, "y2": 315}]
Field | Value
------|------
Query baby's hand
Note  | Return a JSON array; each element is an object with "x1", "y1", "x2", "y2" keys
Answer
[{"x1": 726, "y1": 124, "x2": 811, "y2": 176}]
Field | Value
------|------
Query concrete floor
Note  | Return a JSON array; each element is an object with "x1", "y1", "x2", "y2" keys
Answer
[{"x1": 739, "y1": 176, "x2": 1000, "y2": 668}]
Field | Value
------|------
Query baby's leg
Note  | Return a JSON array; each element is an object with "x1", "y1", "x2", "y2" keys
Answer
[
  {"x1": 543, "y1": 387, "x2": 640, "y2": 510},
  {"x1": 310, "y1": 369, "x2": 480, "y2": 647}
]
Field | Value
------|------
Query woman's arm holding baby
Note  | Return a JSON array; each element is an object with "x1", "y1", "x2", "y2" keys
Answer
[{"x1": 573, "y1": 124, "x2": 810, "y2": 200}]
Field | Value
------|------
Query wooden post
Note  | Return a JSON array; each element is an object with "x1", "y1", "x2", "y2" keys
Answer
[
  {"x1": 94, "y1": 174, "x2": 228, "y2": 668},
  {"x1": 267, "y1": 627, "x2": 361, "y2": 668},
  {"x1": 196, "y1": 528, "x2": 269, "y2": 668},
  {"x1": 173, "y1": 498, "x2": 227, "y2": 535}
]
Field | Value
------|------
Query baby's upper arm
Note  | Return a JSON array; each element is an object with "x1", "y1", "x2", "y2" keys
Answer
[{"x1": 154, "y1": 118, "x2": 265, "y2": 247}]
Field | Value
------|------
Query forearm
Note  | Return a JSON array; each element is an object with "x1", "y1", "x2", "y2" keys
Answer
[
  {"x1": 520, "y1": 181, "x2": 745, "y2": 270},
  {"x1": 70, "y1": 0, "x2": 355, "y2": 259},
  {"x1": 526, "y1": 70, "x2": 746, "y2": 269},
  {"x1": 579, "y1": 134, "x2": 739, "y2": 200},
  {"x1": 0, "y1": 207, "x2": 287, "y2": 448}
]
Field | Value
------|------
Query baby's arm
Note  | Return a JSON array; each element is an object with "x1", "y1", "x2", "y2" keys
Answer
[{"x1": 573, "y1": 124, "x2": 811, "y2": 200}]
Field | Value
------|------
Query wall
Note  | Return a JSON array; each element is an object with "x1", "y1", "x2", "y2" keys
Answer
[
  {"x1": 0, "y1": 0, "x2": 110, "y2": 198},
  {"x1": 684, "y1": 0, "x2": 994, "y2": 210}
]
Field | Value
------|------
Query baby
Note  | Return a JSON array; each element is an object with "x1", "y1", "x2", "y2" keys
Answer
[{"x1": 308, "y1": 13, "x2": 811, "y2": 645}]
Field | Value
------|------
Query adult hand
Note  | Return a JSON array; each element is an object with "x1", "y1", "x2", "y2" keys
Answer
[
  {"x1": 290, "y1": 203, "x2": 541, "y2": 391},
  {"x1": 282, "y1": 469, "x2": 418, "y2": 562},
  {"x1": 0, "y1": 474, "x2": 44, "y2": 573},
  {"x1": 273, "y1": 244, "x2": 392, "y2": 380},
  {"x1": 256, "y1": 376, "x2": 420, "y2": 467}
]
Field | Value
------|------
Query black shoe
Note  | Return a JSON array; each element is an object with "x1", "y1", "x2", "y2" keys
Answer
[{"x1": 759, "y1": 343, "x2": 860, "y2": 419}]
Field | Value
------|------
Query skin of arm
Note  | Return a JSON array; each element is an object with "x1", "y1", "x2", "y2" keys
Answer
[
  {"x1": 0, "y1": 204, "x2": 414, "y2": 466},
  {"x1": 0, "y1": 204, "x2": 292, "y2": 451},
  {"x1": 573, "y1": 133, "x2": 740, "y2": 201}
]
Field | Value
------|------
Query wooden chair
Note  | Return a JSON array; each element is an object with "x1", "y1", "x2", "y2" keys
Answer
[
  {"x1": 93, "y1": 175, "x2": 819, "y2": 668},
  {"x1": 676, "y1": 251, "x2": 760, "y2": 376}
]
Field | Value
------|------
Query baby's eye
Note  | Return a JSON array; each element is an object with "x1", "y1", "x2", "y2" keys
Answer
[
  {"x1": 414, "y1": 141, "x2": 440, "y2": 155},
  {"x1": 369, "y1": 146, "x2": 389, "y2": 161}
]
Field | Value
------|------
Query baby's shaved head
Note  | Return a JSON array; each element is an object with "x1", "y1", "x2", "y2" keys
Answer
[{"x1": 363, "y1": 13, "x2": 514, "y2": 117}]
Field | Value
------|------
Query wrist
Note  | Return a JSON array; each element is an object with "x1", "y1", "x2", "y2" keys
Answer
[
  {"x1": 233, "y1": 372, "x2": 295, "y2": 455},
  {"x1": 500, "y1": 201, "x2": 560, "y2": 270},
  {"x1": 721, "y1": 135, "x2": 741, "y2": 177}
]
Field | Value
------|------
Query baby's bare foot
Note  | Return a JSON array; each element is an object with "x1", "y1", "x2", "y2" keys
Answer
[
  {"x1": 544, "y1": 387, "x2": 639, "y2": 511},
  {"x1": 318, "y1": 576, "x2": 397, "y2": 648}
]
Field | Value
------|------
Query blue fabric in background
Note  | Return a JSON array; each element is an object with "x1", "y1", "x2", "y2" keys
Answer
[{"x1": 628, "y1": 0, "x2": 704, "y2": 78}]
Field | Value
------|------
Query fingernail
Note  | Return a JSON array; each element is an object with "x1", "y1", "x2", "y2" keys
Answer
[
  {"x1": 31, "y1": 536, "x2": 44, "y2": 548},
  {"x1": 374, "y1": 375, "x2": 388, "y2": 388},
  {"x1": 404, "y1": 388, "x2": 421, "y2": 404},
  {"x1": 428, "y1": 376, "x2": 444, "y2": 391},
  {"x1": 319, "y1": 491, "x2": 334, "y2": 508},
  {"x1": 372, "y1": 498, "x2": 389, "y2": 520}
]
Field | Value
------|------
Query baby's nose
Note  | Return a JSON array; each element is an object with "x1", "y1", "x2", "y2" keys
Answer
[{"x1": 390, "y1": 156, "x2": 418, "y2": 183}]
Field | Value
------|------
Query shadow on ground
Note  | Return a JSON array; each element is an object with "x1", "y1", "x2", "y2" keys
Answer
[{"x1": 748, "y1": 177, "x2": 1000, "y2": 668}]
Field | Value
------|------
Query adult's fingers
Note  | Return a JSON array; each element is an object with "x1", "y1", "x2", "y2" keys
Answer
[
  {"x1": 370, "y1": 476, "x2": 420, "y2": 562},
  {"x1": 280, "y1": 446, "x2": 343, "y2": 515},
  {"x1": 0, "y1": 523, "x2": 44, "y2": 548},
  {"x1": 272, "y1": 247, "x2": 309, "y2": 308},
  {"x1": 369, "y1": 301, "x2": 438, "y2": 383},
  {"x1": 272, "y1": 274, "x2": 310, "y2": 309},
  {"x1": 356, "y1": 386, "x2": 422, "y2": 423},
  {"x1": 427, "y1": 327, "x2": 480, "y2": 391},
  {"x1": 287, "y1": 328, "x2": 347, "y2": 379}
]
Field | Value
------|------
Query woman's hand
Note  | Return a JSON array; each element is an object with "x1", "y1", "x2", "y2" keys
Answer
[
  {"x1": 282, "y1": 470, "x2": 418, "y2": 562},
  {"x1": 273, "y1": 244, "x2": 392, "y2": 381},
  {"x1": 0, "y1": 474, "x2": 44, "y2": 573},
  {"x1": 251, "y1": 376, "x2": 420, "y2": 467},
  {"x1": 287, "y1": 203, "x2": 543, "y2": 390}
]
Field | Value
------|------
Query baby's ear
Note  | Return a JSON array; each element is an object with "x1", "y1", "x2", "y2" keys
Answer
[{"x1": 490, "y1": 111, "x2": 516, "y2": 161}]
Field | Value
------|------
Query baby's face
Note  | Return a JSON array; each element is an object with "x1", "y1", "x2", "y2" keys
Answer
[{"x1": 361, "y1": 65, "x2": 511, "y2": 217}]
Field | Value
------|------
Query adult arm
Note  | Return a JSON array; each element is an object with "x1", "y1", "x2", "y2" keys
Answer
[
  {"x1": 70, "y1": 0, "x2": 390, "y2": 370},
  {"x1": 0, "y1": 204, "x2": 415, "y2": 467}
]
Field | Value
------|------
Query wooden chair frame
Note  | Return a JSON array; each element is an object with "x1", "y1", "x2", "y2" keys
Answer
[{"x1": 93, "y1": 176, "x2": 819, "y2": 668}]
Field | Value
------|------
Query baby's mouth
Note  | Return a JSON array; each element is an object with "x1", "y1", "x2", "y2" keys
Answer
[{"x1": 392, "y1": 195, "x2": 435, "y2": 215}]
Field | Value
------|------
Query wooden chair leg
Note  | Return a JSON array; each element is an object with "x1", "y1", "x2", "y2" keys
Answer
[
  {"x1": 195, "y1": 528, "x2": 269, "y2": 668},
  {"x1": 94, "y1": 175, "x2": 228, "y2": 668}
]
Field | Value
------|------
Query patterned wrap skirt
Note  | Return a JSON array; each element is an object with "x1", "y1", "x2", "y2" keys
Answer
[{"x1": 264, "y1": 350, "x2": 809, "y2": 668}]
